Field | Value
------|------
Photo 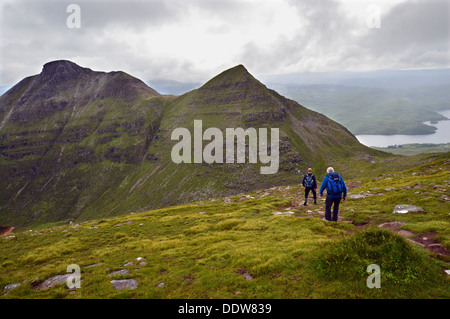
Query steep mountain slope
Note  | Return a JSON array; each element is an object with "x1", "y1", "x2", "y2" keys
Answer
[
  {"x1": 0, "y1": 60, "x2": 168, "y2": 227},
  {"x1": 84, "y1": 65, "x2": 386, "y2": 220},
  {"x1": 0, "y1": 61, "x2": 386, "y2": 228}
]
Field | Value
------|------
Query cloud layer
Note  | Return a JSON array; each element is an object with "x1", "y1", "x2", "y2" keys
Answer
[{"x1": 0, "y1": 0, "x2": 448, "y2": 86}]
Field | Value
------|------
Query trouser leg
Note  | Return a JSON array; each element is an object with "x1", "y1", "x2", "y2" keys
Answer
[
  {"x1": 311, "y1": 189, "x2": 317, "y2": 203},
  {"x1": 304, "y1": 188, "x2": 310, "y2": 204},
  {"x1": 332, "y1": 197, "x2": 341, "y2": 222},
  {"x1": 325, "y1": 196, "x2": 332, "y2": 221}
]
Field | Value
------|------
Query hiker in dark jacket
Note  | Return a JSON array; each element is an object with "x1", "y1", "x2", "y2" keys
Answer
[
  {"x1": 302, "y1": 168, "x2": 317, "y2": 206},
  {"x1": 319, "y1": 167, "x2": 347, "y2": 221}
]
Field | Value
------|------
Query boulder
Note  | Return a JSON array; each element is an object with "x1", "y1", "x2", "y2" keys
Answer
[
  {"x1": 392, "y1": 205, "x2": 424, "y2": 214},
  {"x1": 378, "y1": 221, "x2": 406, "y2": 229},
  {"x1": 110, "y1": 279, "x2": 138, "y2": 290},
  {"x1": 347, "y1": 194, "x2": 367, "y2": 199},
  {"x1": 34, "y1": 274, "x2": 70, "y2": 291},
  {"x1": 4, "y1": 283, "x2": 20, "y2": 291}
]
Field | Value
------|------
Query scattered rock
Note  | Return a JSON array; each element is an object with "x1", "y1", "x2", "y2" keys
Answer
[
  {"x1": 397, "y1": 230, "x2": 415, "y2": 238},
  {"x1": 407, "y1": 239, "x2": 426, "y2": 248},
  {"x1": 378, "y1": 221, "x2": 406, "y2": 229},
  {"x1": 84, "y1": 263, "x2": 104, "y2": 268},
  {"x1": 445, "y1": 270, "x2": 450, "y2": 275},
  {"x1": 110, "y1": 279, "x2": 138, "y2": 290},
  {"x1": 30, "y1": 278, "x2": 40, "y2": 287},
  {"x1": 138, "y1": 262, "x2": 147, "y2": 266},
  {"x1": 157, "y1": 282, "x2": 165, "y2": 288},
  {"x1": 4, "y1": 283, "x2": 20, "y2": 291},
  {"x1": 34, "y1": 274, "x2": 71, "y2": 291},
  {"x1": 272, "y1": 211, "x2": 294, "y2": 215},
  {"x1": 243, "y1": 272, "x2": 253, "y2": 281},
  {"x1": 136, "y1": 257, "x2": 145, "y2": 262},
  {"x1": 347, "y1": 194, "x2": 367, "y2": 199},
  {"x1": 199, "y1": 212, "x2": 206, "y2": 214},
  {"x1": 237, "y1": 269, "x2": 253, "y2": 281},
  {"x1": 107, "y1": 269, "x2": 131, "y2": 277},
  {"x1": 123, "y1": 262, "x2": 135, "y2": 267},
  {"x1": 392, "y1": 205, "x2": 424, "y2": 214}
]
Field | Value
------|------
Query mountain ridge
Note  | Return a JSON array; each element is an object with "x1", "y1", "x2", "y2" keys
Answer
[{"x1": 0, "y1": 60, "x2": 386, "y2": 228}]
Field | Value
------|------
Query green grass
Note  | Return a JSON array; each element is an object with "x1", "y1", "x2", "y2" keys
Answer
[{"x1": 0, "y1": 154, "x2": 449, "y2": 299}]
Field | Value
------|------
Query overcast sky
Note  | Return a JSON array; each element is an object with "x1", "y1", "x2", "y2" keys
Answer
[{"x1": 0, "y1": 0, "x2": 448, "y2": 86}]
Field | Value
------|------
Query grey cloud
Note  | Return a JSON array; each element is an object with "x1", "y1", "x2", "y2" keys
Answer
[
  {"x1": 360, "y1": 0, "x2": 449, "y2": 54},
  {"x1": 239, "y1": 0, "x2": 356, "y2": 72},
  {"x1": 1, "y1": 0, "x2": 183, "y2": 31},
  {"x1": 239, "y1": 0, "x2": 449, "y2": 75},
  {"x1": 0, "y1": 0, "x2": 448, "y2": 86}
]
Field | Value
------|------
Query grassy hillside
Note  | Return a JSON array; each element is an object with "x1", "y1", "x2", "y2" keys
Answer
[{"x1": 1, "y1": 152, "x2": 448, "y2": 299}]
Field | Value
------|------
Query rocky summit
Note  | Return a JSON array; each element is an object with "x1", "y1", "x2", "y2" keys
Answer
[{"x1": 0, "y1": 61, "x2": 382, "y2": 228}]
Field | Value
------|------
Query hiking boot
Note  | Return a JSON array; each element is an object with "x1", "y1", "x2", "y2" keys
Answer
[
  {"x1": 303, "y1": 201, "x2": 307, "y2": 206},
  {"x1": 314, "y1": 200, "x2": 317, "y2": 205}
]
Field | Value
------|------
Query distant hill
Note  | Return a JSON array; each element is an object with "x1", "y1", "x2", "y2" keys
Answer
[
  {"x1": 0, "y1": 61, "x2": 384, "y2": 228},
  {"x1": 146, "y1": 79, "x2": 201, "y2": 95},
  {"x1": 269, "y1": 84, "x2": 450, "y2": 135},
  {"x1": 263, "y1": 68, "x2": 450, "y2": 89}
]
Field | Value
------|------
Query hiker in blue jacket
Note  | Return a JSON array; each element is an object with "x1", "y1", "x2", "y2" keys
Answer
[
  {"x1": 302, "y1": 168, "x2": 317, "y2": 206},
  {"x1": 319, "y1": 167, "x2": 347, "y2": 222}
]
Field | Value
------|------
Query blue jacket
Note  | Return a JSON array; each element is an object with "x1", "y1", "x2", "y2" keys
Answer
[{"x1": 319, "y1": 172, "x2": 347, "y2": 199}]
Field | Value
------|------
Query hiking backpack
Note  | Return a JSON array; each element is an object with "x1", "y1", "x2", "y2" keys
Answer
[
  {"x1": 327, "y1": 173, "x2": 343, "y2": 196},
  {"x1": 305, "y1": 174, "x2": 314, "y2": 188}
]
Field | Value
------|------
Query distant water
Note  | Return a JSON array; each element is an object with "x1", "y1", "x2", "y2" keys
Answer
[{"x1": 356, "y1": 110, "x2": 450, "y2": 147}]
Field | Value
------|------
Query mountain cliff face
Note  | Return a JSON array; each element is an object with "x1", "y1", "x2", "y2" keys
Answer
[{"x1": 0, "y1": 61, "x2": 383, "y2": 228}]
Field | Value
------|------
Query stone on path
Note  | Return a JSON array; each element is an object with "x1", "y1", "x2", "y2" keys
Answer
[
  {"x1": 107, "y1": 269, "x2": 131, "y2": 277},
  {"x1": 392, "y1": 205, "x2": 424, "y2": 214},
  {"x1": 347, "y1": 194, "x2": 368, "y2": 199},
  {"x1": 34, "y1": 274, "x2": 71, "y2": 291},
  {"x1": 378, "y1": 221, "x2": 406, "y2": 229},
  {"x1": 397, "y1": 230, "x2": 415, "y2": 238},
  {"x1": 110, "y1": 279, "x2": 138, "y2": 290},
  {"x1": 272, "y1": 211, "x2": 294, "y2": 216}
]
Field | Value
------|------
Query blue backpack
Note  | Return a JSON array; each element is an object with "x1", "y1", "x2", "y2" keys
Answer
[
  {"x1": 327, "y1": 173, "x2": 343, "y2": 196},
  {"x1": 305, "y1": 174, "x2": 314, "y2": 188}
]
